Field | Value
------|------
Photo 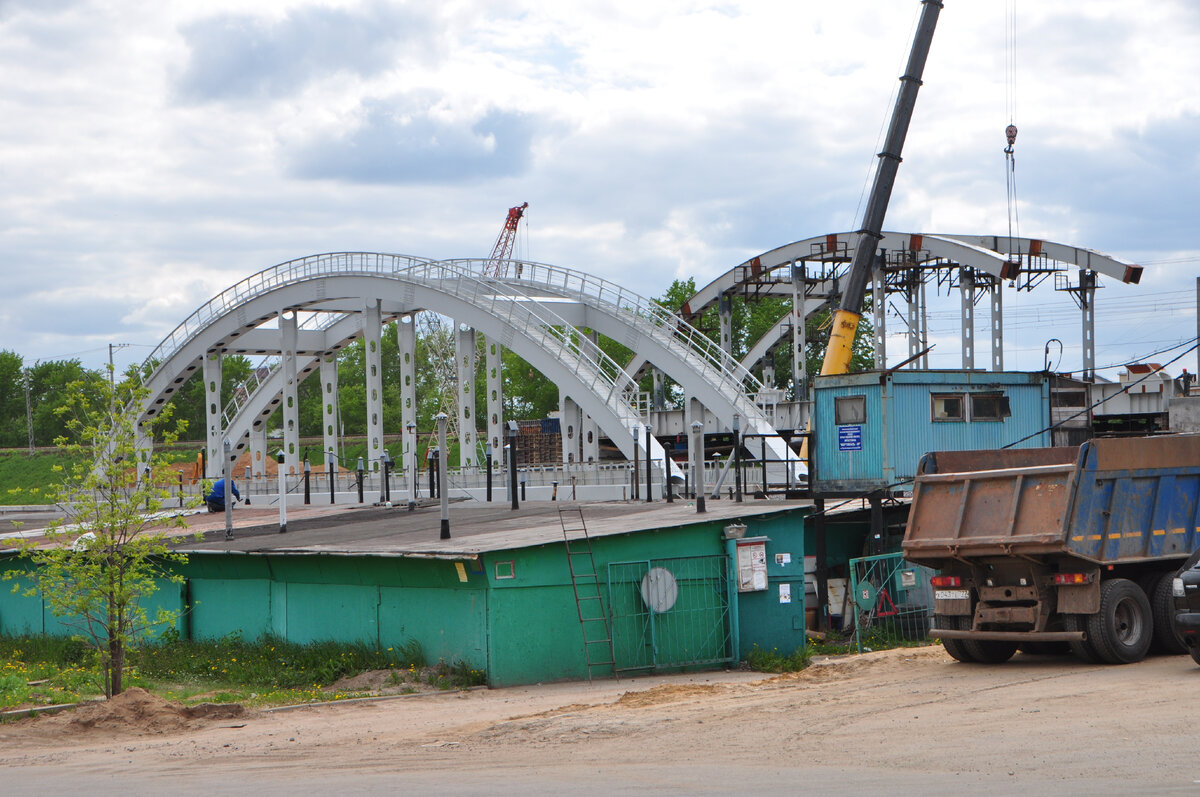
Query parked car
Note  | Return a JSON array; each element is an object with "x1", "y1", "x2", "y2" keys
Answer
[{"x1": 1172, "y1": 548, "x2": 1200, "y2": 666}]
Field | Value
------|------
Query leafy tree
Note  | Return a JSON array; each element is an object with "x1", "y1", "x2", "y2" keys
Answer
[
  {"x1": 0, "y1": 350, "x2": 27, "y2": 447},
  {"x1": 27, "y1": 359, "x2": 104, "y2": 445},
  {"x1": 4, "y1": 369, "x2": 196, "y2": 697}
]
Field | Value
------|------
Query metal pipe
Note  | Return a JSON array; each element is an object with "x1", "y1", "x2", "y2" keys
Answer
[
  {"x1": 276, "y1": 449, "x2": 287, "y2": 533},
  {"x1": 509, "y1": 425, "x2": 519, "y2": 510},
  {"x1": 356, "y1": 457, "x2": 364, "y2": 504},
  {"x1": 692, "y1": 421, "x2": 705, "y2": 513},
  {"x1": 485, "y1": 443, "x2": 493, "y2": 502},
  {"x1": 303, "y1": 457, "x2": 311, "y2": 505},
  {"x1": 328, "y1": 448, "x2": 335, "y2": 505},
  {"x1": 437, "y1": 413, "x2": 450, "y2": 539},
  {"x1": 733, "y1": 414, "x2": 742, "y2": 503},
  {"x1": 223, "y1": 439, "x2": 233, "y2": 540},
  {"x1": 644, "y1": 425, "x2": 652, "y2": 503}
]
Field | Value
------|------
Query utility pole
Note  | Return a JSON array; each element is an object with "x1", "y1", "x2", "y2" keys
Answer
[{"x1": 108, "y1": 343, "x2": 130, "y2": 386}]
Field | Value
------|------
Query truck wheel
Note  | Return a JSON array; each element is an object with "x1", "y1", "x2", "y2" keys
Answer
[
  {"x1": 1150, "y1": 573, "x2": 1187, "y2": 655},
  {"x1": 935, "y1": 615, "x2": 975, "y2": 663},
  {"x1": 1064, "y1": 614, "x2": 1104, "y2": 663},
  {"x1": 963, "y1": 637, "x2": 1017, "y2": 664},
  {"x1": 1190, "y1": 644, "x2": 1200, "y2": 667},
  {"x1": 1086, "y1": 578, "x2": 1152, "y2": 664}
]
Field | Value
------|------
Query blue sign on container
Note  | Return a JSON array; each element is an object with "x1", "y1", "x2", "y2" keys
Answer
[{"x1": 838, "y1": 425, "x2": 863, "y2": 451}]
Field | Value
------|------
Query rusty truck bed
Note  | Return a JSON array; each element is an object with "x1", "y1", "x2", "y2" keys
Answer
[{"x1": 903, "y1": 435, "x2": 1200, "y2": 566}]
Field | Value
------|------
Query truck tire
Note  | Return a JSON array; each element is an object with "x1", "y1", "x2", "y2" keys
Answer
[
  {"x1": 1149, "y1": 573, "x2": 1187, "y2": 655},
  {"x1": 1085, "y1": 578, "x2": 1152, "y2": 664},
  {"x1": 935, "y1": 614, "x2": 975, "y2": 663},
  {"x1": 963, "y1": 637, "x2": 1018, "y2": 664},
  {"x1": 1063, "y1": 614, "x2": 1104, "y2": 664},
  {"x1": 1190, "y1": 644, "x2": 1200, "y2": 667}
]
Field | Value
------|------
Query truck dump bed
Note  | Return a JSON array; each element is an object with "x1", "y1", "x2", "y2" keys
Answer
[{"x1": 903, "y1": 435, "x2": 1200, "y2": 566}]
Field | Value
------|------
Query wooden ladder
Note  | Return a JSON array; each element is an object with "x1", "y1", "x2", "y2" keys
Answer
[{"x1": 559, "y1": 508, "x2": 617, "y2": 681}]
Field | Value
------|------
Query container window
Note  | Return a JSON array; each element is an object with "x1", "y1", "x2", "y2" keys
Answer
[
  {"x1": 834, "y1": 395, "x2": 866, "y2": 425},
  {"x1": 970, "y1": 392, "x2": 1011, "y2": 421},
  {"x1": 931, "y1": 393, "x2": 964, "y2": 422},
  {"x1": 1051, "y1": 390, "x2": 1086, "y2": 408}
]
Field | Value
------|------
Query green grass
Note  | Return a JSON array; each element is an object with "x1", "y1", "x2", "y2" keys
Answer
[
  {"x1": 0, "y1": 450, "x2": 81, "y2": 506},
  {"x1": 0, "y1": 633, "x2": 482, "y2": 712},
  {"x1": 0, "y1": 448, "x2": 203, "y2": 506},
  {"x1": 746, "y1": 644, "x2": 812, "y2": 673}
]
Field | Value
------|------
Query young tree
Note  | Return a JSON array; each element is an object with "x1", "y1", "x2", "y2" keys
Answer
[{"x1": 5, "y1": 369, "x2": 196, "y2": 697}]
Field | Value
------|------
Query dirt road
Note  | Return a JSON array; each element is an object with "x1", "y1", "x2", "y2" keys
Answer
[{"x1": 3, "y1": 646, "x2": 1198, "y2": 795}]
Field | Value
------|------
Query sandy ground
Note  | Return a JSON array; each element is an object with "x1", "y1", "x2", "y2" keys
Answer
[{"x1": 2, "y1": 646, "x2": 1199, "y2": 796}]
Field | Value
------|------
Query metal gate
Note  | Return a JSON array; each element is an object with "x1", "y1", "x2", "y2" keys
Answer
[
  {"x1": 848, "y1": 552, "x2": 937, "y2": 653},
  {"x1": 607, "y1": 555, "x2": 733, "y2": 673}
]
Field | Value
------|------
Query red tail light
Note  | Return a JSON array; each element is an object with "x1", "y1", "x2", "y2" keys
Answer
[
  {"x1": 1053, "y1": 573, "x2": 1092, "y2": 585},
  {"x1": 931, "y1": 575, "x2": 962, "y2": 588}
]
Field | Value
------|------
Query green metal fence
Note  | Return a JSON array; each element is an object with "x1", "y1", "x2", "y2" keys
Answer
[
  {"x1": 848, "y1": 552, "x2": 937, "y2": 653},
  {"x1": 607, "y1": 555, "x2": 732, "y2": 673}
]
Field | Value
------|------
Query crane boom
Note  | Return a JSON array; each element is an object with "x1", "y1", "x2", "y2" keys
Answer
[
  {"x1": 820, "y1": 0, "x2": 943, "y2": 377},
  {"x1": 484, "y1": 202, "x2": 528, "y2": 278}
]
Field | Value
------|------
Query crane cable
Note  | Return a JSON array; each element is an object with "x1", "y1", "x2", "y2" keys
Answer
[{"x1": 1004, "y1": 0, "x2": 1020, "y2": 263}]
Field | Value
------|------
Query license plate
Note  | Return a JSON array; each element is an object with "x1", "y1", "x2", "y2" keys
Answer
[{"x1": 935, "y1": 589, "x2": 970, "y2": 600}]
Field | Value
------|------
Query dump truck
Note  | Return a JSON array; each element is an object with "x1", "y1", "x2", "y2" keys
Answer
[{"x1": 902, "y1": 435, "x2": 1200, "y2": 664}]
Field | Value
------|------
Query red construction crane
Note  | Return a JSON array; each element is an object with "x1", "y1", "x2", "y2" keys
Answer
[{"x1": 484, "y1": 202, "x2": 528, "y2": 278}]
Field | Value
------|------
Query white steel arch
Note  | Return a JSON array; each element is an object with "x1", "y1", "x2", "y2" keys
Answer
[{"x1": 135, "y1": 254, "x2": 816, "y2": 483}]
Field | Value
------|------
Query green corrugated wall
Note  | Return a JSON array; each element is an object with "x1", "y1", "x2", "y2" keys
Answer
[{"x1": 0, "y1": 507, "x2": 812, "y2": 687}]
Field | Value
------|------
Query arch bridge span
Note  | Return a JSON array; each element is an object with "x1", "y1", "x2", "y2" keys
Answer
[{"x1": 132, "y1": 252, "x2": 804, "y2": 487}]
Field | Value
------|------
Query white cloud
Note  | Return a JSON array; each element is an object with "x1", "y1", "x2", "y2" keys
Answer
[{"x1": 0, "y1": 0, "x2": 1197, "y2": 379}]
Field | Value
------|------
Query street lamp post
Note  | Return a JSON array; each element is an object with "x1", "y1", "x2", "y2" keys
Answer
[
  {"x1": 691, "y1": 420, "x2": 705, "y2": 513},
  {"x1": 327, "y1": 448, "x2": 336, "y2": 505},
  {"x1": 223, "y1": 438, "x2": 233, "y2": 540},
  {"x1": 733, "y1": 413, "x2": 743, "y2": 503},
  {"x1": 631, "y1": 426, "x2": 640, "y2": 501},
  {"x1": 485, "y1": 442, "x2": 493, "y2": 502},
  {"x1": 276, "y1": 450, "x2": 287, "y2": 533},
  {"x1": 644, "y1": 424, "x2": 653, "y2": 503},
  {"x1": 436, "y1": 413, "x2": 450, "y2": 539},
  {"x1": 406, "y1": 421, "x2": 417, "y2": 510},
  {"x1": 508, "y1": 421, "x2": 519, "y2": 510}
]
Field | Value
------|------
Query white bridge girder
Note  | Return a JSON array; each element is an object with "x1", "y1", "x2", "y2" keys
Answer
[
  {"x1": 135, "y1": 257, "x2": 777, "y2": 481},
  {"x1": 687, "y1": 231, "x2": 1141, "y2": 379}
]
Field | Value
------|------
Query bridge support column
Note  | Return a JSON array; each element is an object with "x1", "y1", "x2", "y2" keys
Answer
[
  {"x1": 990, "y1": 281, "x2": 1004, "y2": 371},
  {"x1": 203, "y1": 351, "x2": 222, "y2": 478},
  {"x1": 560, "y1": 396, "x2": 580, "y2": 465},
  {"x1": 960, "y1": 268, "x2": 976, "y2": 370},
  {"x1": 1080, "y1": 269, "x2": 1096, "y2": 381},
  {"x1": 364, "y1": 300, "x2": 384, "y2": 471},
  {"x1": 872, "y1": 266, "x2": 886, "y2": 370},
  {"x1": 906, "y1": 278, "x2": 923, "y2": 368},
  {"x1": 320, "y1": 353, "x2": 338, "y2": 466},
  {"x1": 456, "y1": 325, "x2": 478, "y2": 469},
  {"x1": 718, "y1": 293, "x2": 733, "y2": 356},
  {"x1": 250, "y1": 425, "x2": 267, "y2": 478},
  {"x1": 399, "y1": 314, "x2": 417, "y2": 476},
  {"x1": 280, "y1": 310, "x2": 300, "y2": 476},
  {"x1": 484, "y1": 335, "x2": 503, "y2": 472},
  {"x1": 791, "y1": 261, "x2": 808, "y2": 401},
  {"x1": 686, "y1": 398, "x2": 705, "y2": 497},
  {"x1": 652, "y1": 368, "x2": 665, "y2": 410},
  {"x1": 582, "y1": 412, "x2": 599, "y2": 466}
]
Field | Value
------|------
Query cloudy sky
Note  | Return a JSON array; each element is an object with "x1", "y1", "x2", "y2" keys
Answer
[{"x1": 2, "y1": 0, "x2": 1197, "y2": 379}]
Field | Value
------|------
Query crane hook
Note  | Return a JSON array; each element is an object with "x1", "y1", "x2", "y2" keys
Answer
[{"x1": 1004, "y1": 124, "x2": 1018, "y2": 153}]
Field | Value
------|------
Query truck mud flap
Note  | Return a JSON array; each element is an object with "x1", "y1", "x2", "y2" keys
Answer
[{"x1": 931, "y1": 628, "x2": 1084, "y2": 642}]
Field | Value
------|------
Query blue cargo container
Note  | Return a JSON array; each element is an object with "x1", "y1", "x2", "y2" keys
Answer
[
  {"x1": 902, "y1": 434, "x2": 1200, "y2": 665},
  {"x1": 811, "y1": 370, "x2": 1052, "y2": 494}
]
